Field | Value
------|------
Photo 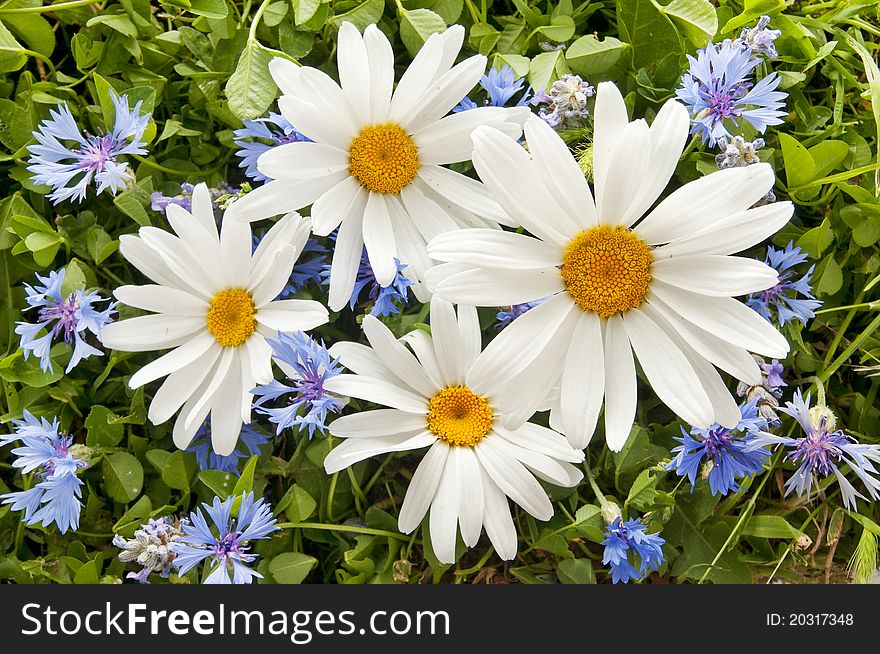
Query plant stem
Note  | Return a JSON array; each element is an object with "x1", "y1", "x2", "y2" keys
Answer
[
  {"x1": 276, "y1": 521, "x2": 409, "y2": 541},
  {"x1": 0, "y1": 0, "x2": 99, "y2": 14}
]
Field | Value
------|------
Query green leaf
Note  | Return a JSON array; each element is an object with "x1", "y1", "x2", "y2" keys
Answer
[
  {"x1": 626, "y1": 469, "x2": 659, "y2": 511},
  {"x1": 280, "y1": 484, "x2": 316, "y2": 522},
  {"x1": 112, "y1": 495, "x2": 153, "y2": 537},
  {"x1": 329, "y1": 0, "x2": 385, "y2": 31},
  {"x1": 86, "y1": 13, "x2": 138, "y2": 39},
  {"x1": 399, "y1": 9, "x2": 447, "y2": 57},
  {"x1": 795, "y1": 218, "x2": 833, "y2": 258},
  {"x1": 198, "y1": 470, "x2": 237, "y2": 498},
  {"x1": 103, "y1": 452, "x2": 144, "y2": 504},
  {"x1": 85, "y1": 405, "x2": 125, "y2": 447},
  {"x1": 269, "y1": 552, "x2": 317, "y2": 584},
  {"x1": 113, "y1": 189, "x2": 152, "y2": 227},
  {"x1": 778, "y1": 132, "x2": 815, "y2": 189},
  {"x1": 73, "y1": 559, "x2": 101, "y2": 584},
  {"x1": 742, "y1": 515, "x2": 804, "y2": 540},
  {"x1": 566, "y1": 35, "x2": 628, "y2": 78},
  {"x1": 0, "y1": 350, "x2": 64, "y2": 387},
  {"x1": 161, "y1": 450, "x2": 193, "y2": 491},
  {"x1": 1, "y1": 0, "x2": 55, "y2": 58},
  {"x1": 807, "y1": 140, "x2": 849, "y2": 181},
  {"x1": 536, "y1": 15, "x2": 575, "y2": 43},
  {"x1": 225, "y1": 40, "x2": 278, "y2": 121},
  {"x1": 186, "y1": 0, "x2": 229, "y2": 18},
  {"x1": 557, "y1": 557, "x2": 595, "y2": 584},
  {"x1": 617, "y1": 0, "x2": 681, "y2": 73},
  {"x1": 145, "y1": 449, "x2": 171, "y2": 473},
  {"x1": 231, "y1": 455, "x2": 258, "y2": 496},
  {"x1": 653, "y1": 0, "x2": 717, "y2": 47},
  {"x1": 292, "y1": 0, "x2": 320, "y2": 25},
  {"x1": 0, "y1": 19, "x2": 27, "y2": 73},
  {"x1": 814, "y1": 254, "x2": 842, "y2": 297},
  {"x1": 528, "y1": 50, "x2": 569, "y2": 93}
]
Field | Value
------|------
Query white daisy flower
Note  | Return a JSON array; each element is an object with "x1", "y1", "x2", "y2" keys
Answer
[
  {"x1": 425, "y1": 82, "x2": 793, "y2": 451},
  {"x1": 322, "y1": 298, "x2": 584, "y2": 564},
  {"x1": 226, "y1": 22, "x2": 528, "y2": 310},
  {"x1": 101, "y1": 183, "x2": 329, "y2": 455}
]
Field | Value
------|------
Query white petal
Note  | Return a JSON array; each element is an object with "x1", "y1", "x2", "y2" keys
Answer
[
  {"x1": 181, "y1": 347, "x2": 235, "y2": 431},
  {"x1": 138, "y1": 228, "x2": 217, "y2": 297},
  {"x1": 329, "y1": 410, "x2": 428, "y2": 439},
  {"x1": 364, "y1": 23, "x2": 393, "y2": 120},
  {"x1": 219, "y1": 214, "x2": 252, "y2": 288},
  {"x1": 256, "y1": 141, "x2": 349, "y2": 181},
  {"x1": 336, "y1": 21, "x2": 372, "y2": 125},
  {"x1": 399, "y1": 329, "x2": 445, "y2": 389},
  {"x1": 647, "y1": 295, "x2": 762, "y2": 385},
  {"x1": 389, "y1": 31, "x2": 447, "y2": 122},
  {"x1": 414, "y1": 107, "x2": 523, "y2": 165},
  {"x1": 129, "y1": 330, "x2": 216, "y2": 389},
  {"x1": 327, "y1": 204, "x2": 365, "y2": 312},
  {"x1": 651, "y1": 255, "x2": 779, "y2": 297},
  {"x1": 256, "y1": 299, "x2": 329, "y2": 332},
  {"x1": 277, "y1": 95, "x2": 355, "y2": 151},
  {"x1": 428, "y1": 454, "x2": 460, "y2": 564},
  {"x1": 417, "y1": 165, "x2": 511, "y2": 226},
  {"x1": 243, "y1": 333, "x2": 273, "y2": 387},
  {"x1": 399, "y1": 183, "x2": 460, "y2": 243},
  {"x1": 362, "y1": 192, "x2": 399, "y2": 287},
  {"x1": 209, "y1": 374, "x2": 245, "y2": 456},
  {"x1": 596, "y1": 119, "x2": 650, "y2": 225},
  {"x1": 148, "y1": 342, "x2": 220, "y2": 425},
  {"x1": 426, "y1": 263, "x2": 564, "y2": 306},
  {"x1": 655, "y1": 201, "x2": 794, "y2": 258},
  {"x1": 323, "y1": 431, "x2": 435, "y2": 473},
  {"x1": 311, "y1": 176, "x2": 366, "y2": 237},
  {"x1": 189, "y1": 182, "x2": 220, "y2": 237},
  {"x1": 480, "y1": 466, "x2": 517, "y2": 560},
  {"x1": 401, "y1": 55, "x2": 486, "y2": 133},
  {"x1": 227, "y1": 173, "x2": 346, "y2": 222},
  {"x1": 114, "y1": 285, "x2": 208, "y2": 316},
  {"x1": 650, "y1": 281, "x2": 790, "y2": 358},
  {"x1": 118, "y1": 235, "x2": 188, "y2": 291},
  {"x1": 362, "y1": 315, "x2": 438, "y2": 397},
  {"x1": 269, "y1": 57, "x2": 304, "y2": 96},
  {"x1": 323, "y1": 374, "x2": 427, "y2": 413},
  {"x1": 592, "y1": 82, "x2": 629, "y2": 207},
  {"x1": 621, "y1": 99, "x2": 690, "y2": 226},
  {"x1": 494, "y1": 423, "x2": 584, "y2": 463},
  {"x1": 475, "y1": 436, "x2": 552, "y2": 520},
  {"x1": 495, "y1": 437, "x2": 582, "y2": 487},
  {"x1": 248, "y1": 213, "x2": 309, "y2": 290},
  {"x1": 457, "y1": 303, "x2": 481, "y2": 374},
  {"x1": 398, "y1": 442, "x2": 448, "y2": 533},
  {"x1": 384, "y1": 194, "x2": 432, "y2": 302},
  {"x1": 427, "y1": 228, "x2": 562, "y2": 269},
  {"x1": 453, "y1": 446, "x2": 484, "y2": 547},
  {"x1": 329, "y1": 341, "x2": 394, "y2": 379},
  {"x1": 429, "y1": 296, "x2": 465, "y2": 386},
  {"x1": 101, "y1": 315, "x2": 205, "y2": 352},
  {"x1": 249, "y1": 245, "x2": 296, "y2": 306},
  {"x1": 524, "y1": 114, "x2": 597, "y2": 229},
  {"x1": 466, "y1": 292, "x2": 576, "y2": 390},
  {"x1": 295, "y1": 66, "x2": 360, "y2": 135},
  {"x1": 560, "y1": 311, "x2": 604, "y2": 449},
  {"x1": 635, "y1": 164, "x2": 776, "y2": 244},
  {"x1": 622, "y1": 307, "x2": 714, "y2": 428},
  {"x1": 603, "y1": 315, "x2": 637, "y2": 451},
  {"x1": 471, "y1": 125, "x2": 577, "y2": 242},
  {"x1": 172, "y1": 396, "x2": 211, "y2": 450}
]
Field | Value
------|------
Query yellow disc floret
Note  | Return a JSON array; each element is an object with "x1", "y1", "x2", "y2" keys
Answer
[
  {"x1": 427, "y1": 385, "x2": 494, "y2": 447},
  {"x1": 206, "y1": 288, "x2": 257, "y2": 347},
  {"x1": 561, "y1": 225, "x2": 653, "y2": 318},
  {"x1": 349, "y1": 122, "x2": 420, "y2": 194}
]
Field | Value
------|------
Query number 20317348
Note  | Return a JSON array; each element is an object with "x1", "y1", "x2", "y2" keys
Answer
[{"x1": 766, "y1": 614, "x2": 854, "y2": 626}]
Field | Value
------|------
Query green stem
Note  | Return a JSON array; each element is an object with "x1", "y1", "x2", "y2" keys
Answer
[
  {"x1": 0, "y1": 0, "x2": 99, "y2": 13},
  {"x1": 815, "y1": 302, "x2": 877, "y2": 315},
  {"x1": 276, "y1": 521, "x2": 409, "y2": 541},
  {"x1": 248, "y1": 0, "x2": 271, "y2": 42},
  {"x1": 819, "y1": 312, "x2": 880, "y2": 384}
]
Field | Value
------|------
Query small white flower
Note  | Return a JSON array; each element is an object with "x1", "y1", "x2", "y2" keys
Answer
[
  {"x1": 323, "y1": 298, "x2": 584, "y2": 564},
  {"x1": 426, "y1": 82, "x2": 792, "y2": 451},
  {"x1": 102, "y1": 183, "x2": 329, "y2": 455},
  {"x1": 226, "y1": 22, "x2": 528, "y2": 310}
]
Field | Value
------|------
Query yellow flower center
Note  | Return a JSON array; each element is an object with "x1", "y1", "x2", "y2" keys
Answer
[
  {"x1": 561, "y1": 225, "x2": 653, "y2": 319},
  {"x1": 427, "y1": 385, "x2": 494, "y2": 447},
  {"x1": 205, "y1": 288, "x2": 257, "y2": 347},
  {"x1": 348, "y1": 122, "x2": 420, "y2": 194}
]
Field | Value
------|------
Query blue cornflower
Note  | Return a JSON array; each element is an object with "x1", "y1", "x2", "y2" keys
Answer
[
  {"x1": 252, "y1": 332, "x2": 344, "y2": 438},
  {"x1": 15, "y1": 269, "x2": 116, "y2": 373},
  {"x1": 676, "y1": 40, "x2": 787, "y2": 146},
  {"x1": 601, "y1": 517, "x2": 666, "y2": 584},
  {"x1": 531, "y1": 74, "x2": 595, "y2": 129},
  {"x1": 281, "y1": 239, "x2": 329, "y2": 298},
  {"x1": 749, "y1": 390, "x2": 880, "y2": 510},
  {"x1": 455, "y1": 65, "x2": 532, "y2": 113},
  {"x1": 747, "y1": 243, "x2": 822, "y2": 326},
  {"x1": 0, "y1": 411, "x2": 88, "y2": 534},
  {"x1": 667, "y1": 400, "x2": 772, "y2": 496},
  {"x1": 27, "y1": 91, "x2": 149, "y2": 204},
  {"x1": 172, "y1": 492, "x2": 278, "y2": 584},
  {"x1": 186, "y1": 421, "x2": 270, "y2": 473},
  {"x1": 322, "y1": 247, "x2": 413, "y2": 317},
  {"x1": 496, "y1": 299, "x2": 546, "y2": 328},
  {"x1": 233, "y1": 112, "x2": 309, "y2": 182},
  {"x1": 150, "y1": 181, "x2": 237, "y2": 214},
  {"x1": 739, "y1": 15, "x2": 781, "y2": 60}
]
